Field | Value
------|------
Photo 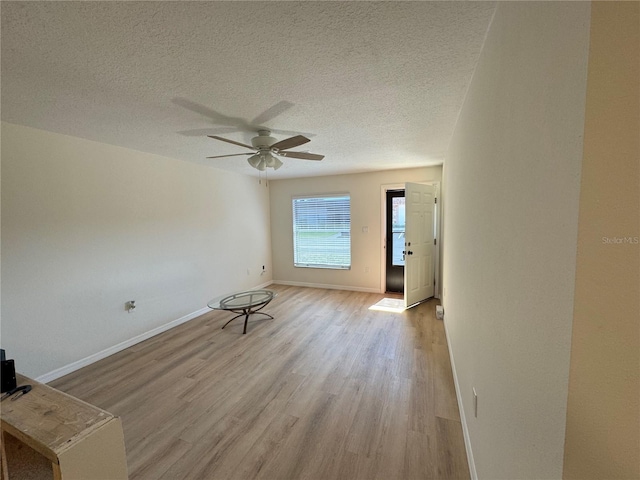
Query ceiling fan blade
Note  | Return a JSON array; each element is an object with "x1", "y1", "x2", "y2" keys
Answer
[
  {"x1": 271, "y1": 135, "x2": 310, "y2": 151},
  {"x1": 206, "y1": 153, "x2": 253, "y2": 159},
  {"x1": 278, "y1": 151, "x2": 324, "y2": 161},
  {"x1": 250, "y1": 101, "x2": 295, "y2": 126},
  {"x1": 208, "y1": 135, "x2": 255, "y2": 150},
  {"x1": 268, "y1": 127, "x2": 315, "y2": 138},
  {"x1": 173, "y1": 98, "x2": 247, "y2": 127},
  {"x1": 177, "y1": 127, "x2": 240, "y2": 137}
]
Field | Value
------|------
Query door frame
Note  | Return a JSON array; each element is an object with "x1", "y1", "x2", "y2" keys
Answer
[{"x1": 380, "y1": 182, "x2": 441, "y2": 298}]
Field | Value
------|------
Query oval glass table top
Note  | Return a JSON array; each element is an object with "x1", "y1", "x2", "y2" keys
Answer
[{"x1": 207, "y1": 289, "x2": 276, "y2": 311}]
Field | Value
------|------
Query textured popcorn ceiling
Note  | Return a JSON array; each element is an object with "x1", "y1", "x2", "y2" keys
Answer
[{"x1": 1, "y1": 1, "x2": 495, "y2": 179}]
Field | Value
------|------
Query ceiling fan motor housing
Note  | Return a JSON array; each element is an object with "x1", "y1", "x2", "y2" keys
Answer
[{"x1": 252, "y1": 130, "x2": 278, "y2": 150}]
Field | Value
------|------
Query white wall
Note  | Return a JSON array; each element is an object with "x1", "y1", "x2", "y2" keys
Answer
[
  {"x1": 442, "y1": 3, "x2": 590, "y2": 479},
  {"x1": 270, "y1": 167, "x2": 441, "y2": 292},
  {"x1": 1, "y1": 122, "x2": 272, "y2": 379}
]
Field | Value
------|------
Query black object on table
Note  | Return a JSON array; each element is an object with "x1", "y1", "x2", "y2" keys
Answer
[
  {"x1": 207, "y1": 289, "x2": 276, "y2": 334},
  {"x1": 1, "y1": 348, "x2": 17, "y2": 393}
]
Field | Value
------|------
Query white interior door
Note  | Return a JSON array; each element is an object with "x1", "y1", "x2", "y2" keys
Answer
[{"x1": 404, "y1": 183, "x2": 435, "y2": 308}]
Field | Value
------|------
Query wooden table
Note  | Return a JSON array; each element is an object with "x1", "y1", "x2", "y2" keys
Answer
[{"x1": 1, "y1": 374, "x2": 128, "y2": 479}]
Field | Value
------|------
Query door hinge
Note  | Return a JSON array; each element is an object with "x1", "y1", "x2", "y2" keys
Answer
[
  {"x1": 434, "y1": 197, "x2": 437, "y2": 204},
  {"x1": 434, "y1": 238, "x2": 437, "y2": 245}
]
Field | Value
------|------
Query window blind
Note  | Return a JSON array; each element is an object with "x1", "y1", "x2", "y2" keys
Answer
[{"x1": 292, "y1": 194, "x2": 351, "y2": 269}]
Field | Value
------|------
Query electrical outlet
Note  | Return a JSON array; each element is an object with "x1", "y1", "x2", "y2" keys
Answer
[{"x1": 473, "y1": 388, "x2": 478, "y2": 418}]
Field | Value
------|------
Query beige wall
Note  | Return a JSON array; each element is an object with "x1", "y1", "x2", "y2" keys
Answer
[
  {"x1": 563, "y1": 3, "x2": 640, "y2": 479},
  {"x1": 1, "y1": 123, "x2": 272, "y2": 378},
  {"x1": 269, "y1": 167, "x2": 441, "y2": 292},
  {"x1": 442, "y1": 2, "x2": 591, "y2": 479}
]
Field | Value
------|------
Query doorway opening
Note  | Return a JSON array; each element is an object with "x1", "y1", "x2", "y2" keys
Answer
[
  {"x1": 381, "y1": 182, "x2": 441, "y2": 304},
  {"x1": 385, "y1": 189, "x2": 405, "y2": 293}
]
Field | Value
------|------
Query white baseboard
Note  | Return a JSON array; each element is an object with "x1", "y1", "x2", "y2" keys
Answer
[
  {"x1": 443, "y1": 317, "x2": 478, "y2": 480},
  {"x1": 254, "y1": 279, "x2": 274, "y2": 289},
  {"x1": 36, "y1": 282, "x2": 276, "y2": 384},
  {"x1": 273, "y1": 280, "x2": 380, "y2": 294},
  {"x1": 36, "y1": 306, "x2": 212, "y2": 384}
]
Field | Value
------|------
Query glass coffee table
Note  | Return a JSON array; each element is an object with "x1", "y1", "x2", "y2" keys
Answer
[{"x1": 207, "y1": 289, "x2": 276, "y2": 334}]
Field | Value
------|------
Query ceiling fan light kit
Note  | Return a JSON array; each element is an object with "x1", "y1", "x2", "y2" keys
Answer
[
  {"x1": 248, "y1": 152, "x2": 283, "y2": 171},
  {"x1": 207, "y1": 129, "x2": 324, "y2": 172}
]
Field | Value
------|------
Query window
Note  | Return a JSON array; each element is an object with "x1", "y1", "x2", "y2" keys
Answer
[
  {"x1": 292, "y1": 194, "x2": 351, "y2": 269},
  {"x1": 391, "y1": 195, "x2": 406, "y2": 266}
]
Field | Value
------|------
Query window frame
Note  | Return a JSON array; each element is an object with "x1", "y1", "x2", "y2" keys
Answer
[{"x1": 292, "y1": 193, "x2": 351, "y2": 270}]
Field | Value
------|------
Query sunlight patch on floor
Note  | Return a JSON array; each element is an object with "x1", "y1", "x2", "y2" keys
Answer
[{"x1": 369, "y1": 297, "x2": 405, "y2": 313}]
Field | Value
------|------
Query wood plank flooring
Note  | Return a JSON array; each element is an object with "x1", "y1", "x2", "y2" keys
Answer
[{"x1": 51, "y1": 286, "x2": 469, "y2": 480}]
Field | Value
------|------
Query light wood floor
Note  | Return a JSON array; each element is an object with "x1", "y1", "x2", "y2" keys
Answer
[{"x1": 51, "y1": 285, "x2": 469, "y2": 480}]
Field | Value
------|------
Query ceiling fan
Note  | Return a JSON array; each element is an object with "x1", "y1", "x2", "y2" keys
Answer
[
  {"x1": 173, "y1": 98, "x2": 315, "y2": 139},
  {"x1": 207, "y1": 130, "x2": 324, "y2": 171}
]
